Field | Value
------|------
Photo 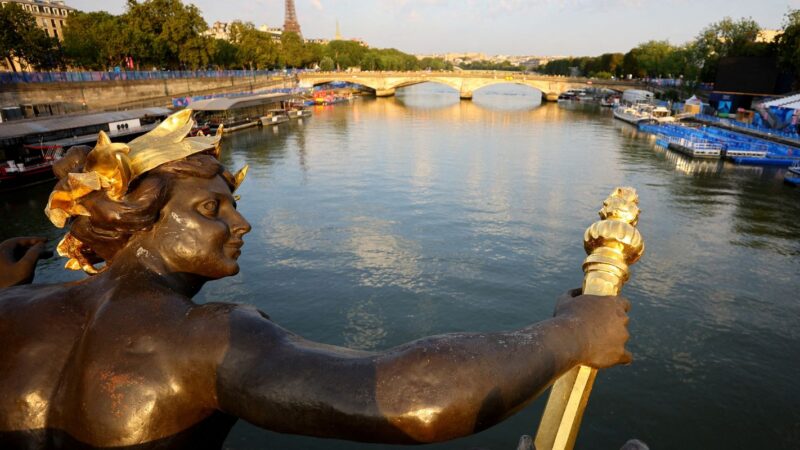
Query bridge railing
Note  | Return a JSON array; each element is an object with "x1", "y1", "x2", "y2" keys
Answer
[{"x1": 0, "y1": 69, "x2": 306, "y2": 84}]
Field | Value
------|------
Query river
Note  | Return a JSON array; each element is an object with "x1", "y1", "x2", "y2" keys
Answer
[{"x1": 1, "y1": 83, "x2": 799, "y2": 449}]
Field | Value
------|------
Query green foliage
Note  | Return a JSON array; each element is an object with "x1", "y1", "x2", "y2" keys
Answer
[
  {"x1": 124, "y1": 0, "x2": 214, "y2": 69},
  {"x1": 319, "y1": 56, "x2": 334, "y2": 71},
  {"x1": 632, "y1": 40, "x2": 676, "y2": 77},
  {"x1": 0, "y1": 3, "x2": 62, "y2": 71},
  {"x1": 776, "y1": 9, "x2": 800, "y2": 82},
  {"x1": 418, "y1": 57, "x2": 452, "y2": 71},
  {"x1": 541, "y1": 15, "x2": 778, "y2": 87},
  {"x1": 228, "y1": 21, "x2": 277, "y2": 70},
  {"x1": 326, "y1": 40, "x2": 366, "y2": 69},
  {"x1": 458, "y1": 60, "x2": 520, "y2": 71},
  {"x1": 211, "y1": 38, "x2": 237, "y2": 69},
  {"x1": 63, "y1": 11, "x2": 128, "y2": 70},
  {"x1": 692, "y1": 17, "x2": 766, "y2": 81},
  {"x1": 280, "y1": 31, "x2": 309, "y2": 68},
  {"x1": 540, "y1": 54, "x2": 624, "y2": 77}
]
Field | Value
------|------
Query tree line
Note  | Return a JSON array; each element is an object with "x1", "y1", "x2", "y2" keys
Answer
[
  {"x1": 1, "y1": 0, "x2": 453, "y2": 72},
  {"x1": 540, "y1": 13, "x2": 800, "y2": 87}
]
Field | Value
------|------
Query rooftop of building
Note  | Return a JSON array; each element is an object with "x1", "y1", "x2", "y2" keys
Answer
[
  {"x1": 0, "y1": 107, "x2": 171, "y2": 140},
  {"x1": 189, "y1": 93, "x2": 292, "y2": 111}
]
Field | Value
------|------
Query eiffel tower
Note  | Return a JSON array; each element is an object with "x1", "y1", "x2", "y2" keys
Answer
[{"x1": 283, "y1": 0, "x2": 302, "y2": 37}]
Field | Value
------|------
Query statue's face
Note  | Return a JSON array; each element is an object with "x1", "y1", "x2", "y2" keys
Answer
[{"x1": 137, "y1": 174, "x2": 251, "y2": 279}]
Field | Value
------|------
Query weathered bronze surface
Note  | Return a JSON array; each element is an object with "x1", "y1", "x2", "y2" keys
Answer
[
  {"x1": 0, "y1": 113, "x2": 633, "y2": 449},
  {"x1": 536, "y1": 187, "x2": 645, "y2": 450}
]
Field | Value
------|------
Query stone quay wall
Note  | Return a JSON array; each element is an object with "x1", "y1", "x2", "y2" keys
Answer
[{"x1": 0, "y1": 74, "x2": 290, "y2": 111}]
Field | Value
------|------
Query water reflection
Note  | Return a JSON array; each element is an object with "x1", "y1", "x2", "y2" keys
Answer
[
  {"x1": 343, "y1": 296, "x2": 387, "y2": 350},
  {"x1": 347, "y1": 216, "x2": 423, "y2": 291}
]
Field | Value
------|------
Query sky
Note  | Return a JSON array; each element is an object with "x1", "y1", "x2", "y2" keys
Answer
[{"x1": 68, "y1": 0, "x2": 798, "y2": 56}]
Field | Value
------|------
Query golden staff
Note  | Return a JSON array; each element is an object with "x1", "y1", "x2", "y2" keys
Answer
[{"x1": 534, "y1": 187, "x2": 645, "y2": 450}]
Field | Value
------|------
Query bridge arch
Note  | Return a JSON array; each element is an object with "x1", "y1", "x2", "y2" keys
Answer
[
  {"x1": 304, "y1": 77, "x2": 382, "y2": 93},
  {"x1": 470, "y1": 81, "x2": 545, "y2": 96}
]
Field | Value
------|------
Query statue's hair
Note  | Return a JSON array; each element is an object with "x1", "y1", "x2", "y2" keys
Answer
[{"x1": 60, "y1": 153, "x2": 236, "y2": 265}]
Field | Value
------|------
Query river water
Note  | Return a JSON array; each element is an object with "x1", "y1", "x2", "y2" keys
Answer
[{"x1": 1, "y1": 83, "x2": 799, "y2": 449}]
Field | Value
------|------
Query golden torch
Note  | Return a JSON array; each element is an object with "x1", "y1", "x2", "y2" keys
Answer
[{"x1": 534, "y1": 187, "x2": 645, "y2": 450}]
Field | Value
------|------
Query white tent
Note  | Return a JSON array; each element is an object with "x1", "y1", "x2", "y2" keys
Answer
[
  {"x1": 761, "y1": 93, "x2": 800, "y2": 110},
  {"x1": 685, "y1": 95, "x2": 702, "y2": 105}
]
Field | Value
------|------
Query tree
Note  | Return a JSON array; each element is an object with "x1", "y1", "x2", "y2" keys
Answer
[
  {"x1": 0, "y1": 3, "x2": 62, "y2": 71},
  {"x1": 211, "y1": 38, "x2": 237, "y2": 69},
  {"x1": 63, "y1": 11, "x2": 129, "y2": 70},
  {"x1": 326, "y1": 40, "x2": 366, "y2": 70},
  {"x1": 632, "y1": 40, "x2": 676, "y2": 77},
  {"x1": 319, "y1": 55, "x2": 334, "y2": 71},
  {"x1": 125, "y1": 0, "x2": 215, "y2": 69},
  {"x1": 229, "y1": 21, "x2": 277, "y2": 70},
  {"x1": 305, "y1": 42, "x2": 325, "y2": 67},
  {"x1": 622, "y1": 49, "x2": 644, "y2": 78},
  {"x1": 599, "y1": 53, "x2": 624, "y2": 76},
  {"x1": 776, "y1": 9, "x2": 800, "y2": 85},
  {"x1": 23, "y1": 27, "x2": 62, "y2": 70},
  {"x1": 280, "y1": 31, "x2": 308, "y2": 68},
  {"x1": 692, "y1": 17, "x2": 762, "y2": 81}
]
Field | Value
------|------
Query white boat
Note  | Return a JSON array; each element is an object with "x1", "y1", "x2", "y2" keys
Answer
[
  {"x1": 650, "y1": 106, "x2": 676, "y2": 123},
  {"x1": 613, "y1": 104, "x2": 652, "y2": 124},
  {"x1": 557, "y1": 89, "x2": 589, "y2": 102},
  {"x1": 260, "y1": 109, "x2": 290, "y2": 126},
  {"x1": 784, "y1": 161, "x2": 800, "y2": 186},
  {"x1": 600, "y1": 96, "x2": 620, "y2": 107},
  {"x1": 287, "y1": 107, "x2": 312, "y2": 119},
  {"x1": 614, "y1": 104, "x2": 675, "y2": 124}
]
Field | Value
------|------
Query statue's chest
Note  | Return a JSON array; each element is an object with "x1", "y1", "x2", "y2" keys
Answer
[
  {"x1": 0, "y1": 323, "x2": 83, "y2": 432},
  {"x1": 50, "y1": 333, "x2": 214, "y2": 446}
]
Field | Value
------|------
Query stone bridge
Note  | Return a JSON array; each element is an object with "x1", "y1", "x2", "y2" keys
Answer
[{"x1": 298, "y1": 71, "x2": 648, "y2": 100}]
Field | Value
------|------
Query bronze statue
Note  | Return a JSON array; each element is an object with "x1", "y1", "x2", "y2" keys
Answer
[{"x1": 0, "y1": 111, "x2": 631, "y2": 449}]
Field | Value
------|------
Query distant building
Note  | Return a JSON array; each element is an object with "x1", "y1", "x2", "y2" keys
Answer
[
  {"x1": 1, "y1": 0, "x2": 75, "y2": 71},
  {"x1": 258, "y1": 25, "x2": 283, "y2": 42},
  {"x1": 756, "y1": 29, "x2": 779, "y2": 43},
  {"x1": 204, "y1": 21, "x2": 232, "y2": 41},
  {"x1": 305, "y1": 38, "x2": 329, "y2": 45},
  {"x1": 1, "y1": 0, "x2": 74, "y2": 41}
]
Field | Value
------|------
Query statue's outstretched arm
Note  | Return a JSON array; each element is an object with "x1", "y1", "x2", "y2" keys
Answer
[{"x1": 216, "y1": 293, "x2": 630, "y2": 444}]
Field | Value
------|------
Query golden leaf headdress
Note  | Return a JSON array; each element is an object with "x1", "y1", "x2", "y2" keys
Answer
[{"x1": 44, "y1": 109, "x2": 247, "y2": 273}]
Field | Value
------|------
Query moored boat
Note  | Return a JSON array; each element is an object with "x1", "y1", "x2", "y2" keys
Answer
[
  {"x1": 613, "y1": 104, "x2": 651, "y2": 124},
  {"x1": 191, "y1": 93, "x2": 293, "y2": 134},
  {"x1": 0, "y1": 144, "x2": 64, "y2": 190},
  {"x1": 286, "y1": 106, "x2": 312, "y2": 119},
  {"x1": 600, "y1": 95, "x2": 620, "y2": 107},
  {"x1": 260, "y1": 110, "x2": 290, "y2": 126},
  {"x1": 650, "y1": 106, "x2": 675, "y2": 123},
  {"x1": 784, "y1": 161, "x2": 800, "y2": 186}
]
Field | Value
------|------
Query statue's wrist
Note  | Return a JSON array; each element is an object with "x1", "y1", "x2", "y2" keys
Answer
[{"x1": 549, "y1": 315, "x2": 589, "y2": 368}]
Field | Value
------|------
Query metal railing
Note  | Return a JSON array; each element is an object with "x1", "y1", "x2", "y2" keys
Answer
[
  {"x1": 696, "y1": 114, "x2": 800, "y2": 140},
  {"x1": 0, "y1": 69, "x2": 303, "y2": 84}
]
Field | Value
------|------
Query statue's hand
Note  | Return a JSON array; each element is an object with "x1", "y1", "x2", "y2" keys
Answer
[
  {"x1": 554, "y1": 289, "x2": 632, "y2": 369},
  {"x1": 0, "y1": 237, "x2": 53, "y2": 288}
]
